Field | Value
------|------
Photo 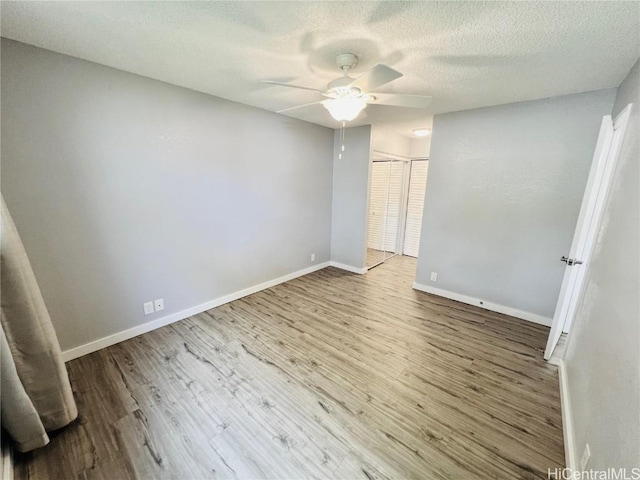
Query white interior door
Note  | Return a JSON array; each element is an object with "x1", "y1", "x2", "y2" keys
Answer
[
  {"x1": 403, "y1": 160, "x2": 429, "y2": 258},
  {"x1": 544, "y1": 106, "x2": 632, "y2": 359}
]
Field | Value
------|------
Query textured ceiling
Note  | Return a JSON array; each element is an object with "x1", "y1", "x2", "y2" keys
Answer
[{"x1": 2, "y1": 1, "x2": 639, "y2": 137}]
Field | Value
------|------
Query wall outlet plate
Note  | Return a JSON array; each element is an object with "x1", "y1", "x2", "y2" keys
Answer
[
  {"x1": 430, "y1": 272, "x2": 438, "y2": 282},
  {"x1": 311, "y1": 253, "x2": 316, "y2": 262},
  {"x1": 154, "y1": 298, "x2": 164, "y2": 312},
  {"x1": 143, "y1": 301, "x2": 154, "y2": 315}
]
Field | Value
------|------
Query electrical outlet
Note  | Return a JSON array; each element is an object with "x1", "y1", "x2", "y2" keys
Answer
[
  {"x1": 580, "y1": 444, "x2": 591, "y2": 470},
  {"x1": 143, "y1": 301, "x2": 154, "y2": 315},
  {"x1": 311, "y1": 253, "x2": 316, "y2": 262},
  {"x1": 430, "y1": 272, "x2": 438, "y2": 282},
  {"x1": 154, "y1": 298, "x2": 164, "y2": 312}
]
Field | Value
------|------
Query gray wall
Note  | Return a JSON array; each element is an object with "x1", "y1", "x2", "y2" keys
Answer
[
  {"x1": 330, "y1": 125, "x2": 371, "y2": 269},
  {"x1": 371, "y1": 125, "x2": 412, "y2": 157},
  {"x1": 410, "y1": 137, "x2": 431, "y2": 158},
  {"x1": 564, "y1": 59, "x2": 639, "y2": 469},
  {"x1": 415, "y1": 89, "x2": 616, "y2": 319},
  {"x1": 1, "y1": 39, "x2": 334, "y2": 351}
]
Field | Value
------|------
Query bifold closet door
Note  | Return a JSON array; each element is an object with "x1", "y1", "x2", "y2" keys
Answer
[
  {"x1": 403, "y1": 160, "x2": 429, "y2": 258},
  {"x1": 382, "y1": 161, "x2": 404, "y2": 255},
  {"x1": 367, "y1": 162, "x2": 389, "y2": 252}
]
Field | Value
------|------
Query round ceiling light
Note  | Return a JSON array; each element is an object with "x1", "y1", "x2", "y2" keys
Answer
[{"x1": 412, "y1": 128, "x2": 431, "y2": 137}]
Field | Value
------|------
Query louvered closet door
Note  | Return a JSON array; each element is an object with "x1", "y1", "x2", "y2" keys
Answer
[
  {"x1": 403, "y1": 160, "x2": 429, "y2": 257},
  {"x1": 383, "y1": 161, "x2": 404, "y2": 253},
  {"x1": 367, "y1": 162, "x2": 390, "y2": 251}
]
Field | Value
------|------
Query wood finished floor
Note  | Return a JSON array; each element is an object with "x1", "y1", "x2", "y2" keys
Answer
[
  {"x1": 366, "y1": 248, "x2": 386, "y2": 268},
  {"x1": 15, "y1": 256, "x2": 564, "y2": 480}
]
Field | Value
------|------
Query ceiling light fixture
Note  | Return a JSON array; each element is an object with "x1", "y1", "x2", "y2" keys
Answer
[
  {"x1": 412, "y1": 128, "x2": 431, "y2": 137},
  {"x1": 323, "y1": 97, "x2": 367, "y2": 122}
]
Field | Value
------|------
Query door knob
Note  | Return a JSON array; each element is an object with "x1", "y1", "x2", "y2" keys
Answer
[{"x1": 561, "y1": 256, "x2": 583, "y2": 266}]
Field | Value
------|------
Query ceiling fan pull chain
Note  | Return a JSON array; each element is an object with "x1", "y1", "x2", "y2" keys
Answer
[{"x1": 339, "y1": 121, "x2": 346, "y2": 159}]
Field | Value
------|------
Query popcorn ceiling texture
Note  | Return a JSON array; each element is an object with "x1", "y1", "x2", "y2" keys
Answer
[{"x1": 1, "y1": 1, "x2": 638, "y2": 134}]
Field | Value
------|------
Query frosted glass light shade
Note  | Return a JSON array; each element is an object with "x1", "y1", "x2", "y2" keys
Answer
[{"x1": 323, "y1": 98, "x2": 367, "y2": 122}]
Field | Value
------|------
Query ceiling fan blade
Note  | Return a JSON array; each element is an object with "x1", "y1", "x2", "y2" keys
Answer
[
  {"x1": 261, "y1": 80, "x2": 324, "y2": 93},
  {"x1": 277, "y1": 100, "x2": 325, "y2": 114},
  {"x1": 349, "y1": 64, "x2": 402, "y2": 92},
  {"x1": 368, "y1": 93, "x2": 432, "y2": 109}
]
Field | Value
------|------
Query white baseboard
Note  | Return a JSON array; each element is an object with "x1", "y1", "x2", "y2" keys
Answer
[
  {"x1": 558, "y1": 360, "x2": 576, "y2": 470},
  {"x1": 412, "y1": 283, "x2": 552, "y2": 327},
  {"x1": 62, "y1": 262, "x2": 330, "y2": 362},
  {"x1": 329, "y1": 261, "x2": 367, "y2": 275}
]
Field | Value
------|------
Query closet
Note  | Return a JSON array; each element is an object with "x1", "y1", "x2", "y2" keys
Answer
[{"x1": 366, "y1": 158, "x2": 428, "y2": 268}]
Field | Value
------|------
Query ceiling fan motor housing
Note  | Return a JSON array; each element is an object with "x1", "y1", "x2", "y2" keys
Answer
[
  {"x1": 327, "y1": 77, "x2": 360, "y2": 95},
  {"x1": 329, "y1": 53, "x2": 362, "y2": 97}
]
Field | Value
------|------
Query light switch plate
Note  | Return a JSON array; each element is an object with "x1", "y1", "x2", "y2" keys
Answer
[{"x1": 143, "y1": 301, "x2": 154, "y2": 315}]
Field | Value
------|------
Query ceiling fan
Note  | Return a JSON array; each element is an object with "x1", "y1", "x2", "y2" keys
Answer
[{"x1": 262, "y1": 53, "x2": 432, "y2": 123}]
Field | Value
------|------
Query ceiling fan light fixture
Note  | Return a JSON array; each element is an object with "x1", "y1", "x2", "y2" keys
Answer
[
  {"x1": 413, "y1": 128, "x2": 431, "y2": 137},
  {"x1": 323, "y1": 97, "x2": 367, "y2": 122}
]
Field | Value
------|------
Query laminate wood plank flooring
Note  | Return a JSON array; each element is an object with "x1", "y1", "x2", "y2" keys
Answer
[
  {"x1": 366, "y1": 248, "x2": 400, "y2": 269},
  {"x1": 14, "y1": 255, "x2": 564, "y2": 479},
  {"x1": 366, "y1": 248, "x2": 385, "y2": 268}
]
